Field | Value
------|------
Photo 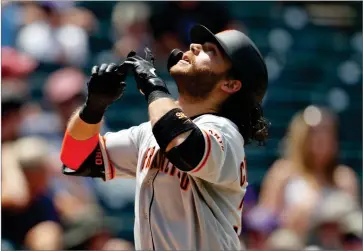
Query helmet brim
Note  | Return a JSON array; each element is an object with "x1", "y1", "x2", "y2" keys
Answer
[{"x1": 190, "y1": 24, "x2": 230, "y2": 60}]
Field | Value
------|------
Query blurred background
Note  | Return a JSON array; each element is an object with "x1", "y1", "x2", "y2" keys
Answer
[{"x1": 1, "y1": 1, "x2": 362, "y2": 250}]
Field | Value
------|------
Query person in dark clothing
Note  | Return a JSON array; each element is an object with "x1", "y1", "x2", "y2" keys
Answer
[{"x1": 2, "y1": 137, "x2": 62, "y2": 250}]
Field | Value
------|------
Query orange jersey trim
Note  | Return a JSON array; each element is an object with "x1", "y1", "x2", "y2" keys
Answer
[{"x1": 191, "y1": 129, "x2": 211, "y2": 173}]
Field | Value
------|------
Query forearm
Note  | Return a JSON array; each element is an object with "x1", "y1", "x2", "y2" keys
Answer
[
  {"x1": 67, "y1": 107, "x2": 102, "y2": 140},
  {"x1": 61, "y1": 108, "x2": 103, "y2": 170},
  {"x1": 2, "y1": 144, "x2": 30, "y2": 208},
  {"x1": 148, "y1": 97, "x2": 179, "y2": 126}
]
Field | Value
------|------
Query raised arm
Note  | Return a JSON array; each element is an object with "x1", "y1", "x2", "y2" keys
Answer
[{"x1": 60, "y1": 63, "x2": 126, "y2": 179}]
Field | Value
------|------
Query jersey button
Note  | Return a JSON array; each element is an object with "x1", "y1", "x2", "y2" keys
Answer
[{"x1": 144, "y1": 212, "x2": 149, "y2": 219}]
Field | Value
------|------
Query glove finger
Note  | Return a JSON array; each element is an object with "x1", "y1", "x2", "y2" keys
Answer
[
  {"x1": 116, "y1": 62, "x2": 128, "y2": 75},
  {"x1": 122, "y1": 60, "x2": 138, "y2": 75},
  {"x1": 144, "y1": 47, "x2": 155, "y2": 65},
  {"x1": 123, "y1": 60, "x2": 136, "y2": 68},
  {"x1": 126, "y1": 56, "x2": 144, "y2": 62},
  {"x1": 127, "y1": 51, "x2": 137, "y2": 58},
  {"x1": 91, "y1": 65, "x2": 99, "y2": 76},
  {"x1": 98, "y1": 63, "x2": 108, "y2": 75},
  {"x1": 106, "y1": 63, "x2": 117, "y2": 73}
]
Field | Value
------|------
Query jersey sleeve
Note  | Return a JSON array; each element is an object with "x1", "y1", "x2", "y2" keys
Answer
[
  {"x1": 187, "y1": 117, "x2": 244, "y2": 184},
  {"x1": 100, "y1": 125, "x2": 141, "y2": 180}
]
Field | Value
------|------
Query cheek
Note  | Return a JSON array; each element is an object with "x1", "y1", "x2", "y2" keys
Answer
[{"x1": 194, "y1": 53, "x2": 212, "y2": 69}]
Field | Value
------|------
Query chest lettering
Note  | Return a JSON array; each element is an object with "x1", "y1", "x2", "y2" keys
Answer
[{"x1": 140, "y1": 147, "x2": 190, "y2": 191}]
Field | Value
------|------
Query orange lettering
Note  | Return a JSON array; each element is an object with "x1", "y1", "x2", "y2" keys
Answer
[
  {"x1": 141, "y1": 148, "x2": 151, "y2": 170},
  {"x1": 95, "y1": 150, "x2": 103, "y2": 165},
  {"x1": 180, "y1": 172, "x2": 190, "y2": 191},
  {"x1": 238, "y1": 157, "x2": 247, "y2": 211},
  {"x1": 145, "y1": 146, "x2": 156, "y2": 169}
]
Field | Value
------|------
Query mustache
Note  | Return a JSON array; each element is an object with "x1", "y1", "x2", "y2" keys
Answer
[{"x1": 184, "y1": 51, "x2": 196, "y2": 65}]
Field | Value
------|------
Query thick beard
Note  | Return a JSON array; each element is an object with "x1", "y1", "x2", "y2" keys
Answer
[{"x1": 170, "y1": 63, "x2": 226, "y2": 100}]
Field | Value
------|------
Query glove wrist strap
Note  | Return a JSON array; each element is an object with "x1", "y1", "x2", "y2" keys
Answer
[
  {"x1": 79, "y1": 102, "x2": 107, "y2": 124},
  {"x1": 145, "y1": 78, "x2": 172, "y2": 104}
]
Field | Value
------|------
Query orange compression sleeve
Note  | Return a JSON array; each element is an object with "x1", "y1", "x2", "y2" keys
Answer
[{"x1": 60, "y1": 130, "x2": 100, "y2": 170}]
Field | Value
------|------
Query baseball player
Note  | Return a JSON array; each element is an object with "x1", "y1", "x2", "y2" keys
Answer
[{"x1": 60, "y1": 24, "x2": 269, "y2": 250}]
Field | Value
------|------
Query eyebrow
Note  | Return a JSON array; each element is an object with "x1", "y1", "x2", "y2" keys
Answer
[
  {"x1": 203, "y1": 42, "x2": 219, "y2": 52},
  {"x1": 203, "y1": 42, "x2": 228, "y2": 62}
]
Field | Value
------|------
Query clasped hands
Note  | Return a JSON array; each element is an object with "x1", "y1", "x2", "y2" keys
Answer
[{"x1": 86, "y1": 47, "x2": 169, "y2": 107}]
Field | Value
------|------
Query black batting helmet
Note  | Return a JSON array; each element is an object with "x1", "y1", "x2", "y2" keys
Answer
[{"x1": 167, "y1": 24, "x2": 268, "y2": 103}]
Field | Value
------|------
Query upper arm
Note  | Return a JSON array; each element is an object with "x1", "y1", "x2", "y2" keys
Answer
[
  {"x1": 334, "y1": 165, "x2": 359, "y2": 199},
  {"x1": 185, "y1": 125, "x2": 228, "y2": 182},
  {"x1": 258, "y1": 159, "x2": 294, "y2": 213},
  {"x1": 183, "y1": 120, "x2": 244, "y2": 184}
]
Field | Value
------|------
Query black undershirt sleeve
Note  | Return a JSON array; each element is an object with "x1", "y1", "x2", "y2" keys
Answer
[{"x1": 62, "y1": 142, "x2": 105, "y2": 179}]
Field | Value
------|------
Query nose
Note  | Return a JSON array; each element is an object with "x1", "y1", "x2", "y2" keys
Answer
[{"x1": 190, "y1": 43, "x2": 202, "y2": 55}]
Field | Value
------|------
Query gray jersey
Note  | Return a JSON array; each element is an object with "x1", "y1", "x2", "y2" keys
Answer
[{"x1": 99, "y1": 114, "x2": 247, "y2": 250}]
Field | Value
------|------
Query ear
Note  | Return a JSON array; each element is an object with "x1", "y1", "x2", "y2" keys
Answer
[{"x1": 220, "y1": 80, "x2": 242, "y2": 94}]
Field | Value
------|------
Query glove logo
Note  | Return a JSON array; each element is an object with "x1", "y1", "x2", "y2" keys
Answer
[
  {"x1": 176, "y1": 112, "x2": 187, "y2": 119},
  {"x1": 149, "y1": 68, "x2": 157, "y2": 77}
]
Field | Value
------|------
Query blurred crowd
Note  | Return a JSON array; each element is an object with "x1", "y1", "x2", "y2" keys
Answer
[{"x1": 2, "y1": 1, "x2": 362, "y2": 250}]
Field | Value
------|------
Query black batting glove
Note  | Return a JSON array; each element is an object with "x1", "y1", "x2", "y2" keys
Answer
[
  {"x1": 79, "y1": 63, "x2": 127, "y2": 124},
  {"x1": 122, "y1": 48, "x2": 171, "y2": 104}
]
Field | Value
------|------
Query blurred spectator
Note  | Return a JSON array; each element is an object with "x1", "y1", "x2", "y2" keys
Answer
[
  {"x1": 259, "y1": 106, "x2": 359, "y2": 238},
  {"x1": 242, "y1": 206, "x2": 279, "y2": 250},
  {"x1": 2, "y1": 47, "x2": 37, "y2": 143},
  {"x1": 15, "y1": 1, "x2": 96, "y2": 67},
  {"x1": 304, "y1": 245, "x2": 322, "y2": 250},
  {"x1": 339, "y1": 210, "x2": 363, "y2": 250},
  {"x1": 20, "y1": 67, "x2": 87, "y2": 155},
  {"x1": 2, "y1": 1, "x2": 23, "y2": 47},
  {"x1": 100, "y1": 238, "x2": 135, "y2": 250},
  {"x1": 112, "y1": 2, "x2": 152, "y2": 59},
  {"x1": 308, "y1": 190, "x2": 359, "y2": 249},
  {"x1": 149, "y1": 1, "x2": 234, "y2": 62},
  {"x1": 2, "y1": 82, "x2": 28, "y2": 143},
  {"x1": 2, "y1": 46, "x2": 38, "y2": 80},
  {"x1": 2, "y1": 137, "x2": 62, "y2": 250},
  {"x1": 265, "y1": 228, "x2": 304, "y2": 251}
]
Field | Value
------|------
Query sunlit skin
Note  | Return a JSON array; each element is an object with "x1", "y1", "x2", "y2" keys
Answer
[
  {"x1": 170, "y1": 42, "x2": 241, "y2": 102},
  {"x1": 171, "y1": 42, "x2": 231, "y2": 76}
]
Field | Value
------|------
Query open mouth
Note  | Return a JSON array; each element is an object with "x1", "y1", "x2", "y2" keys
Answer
[{"x1": 179, "y1": 54, "x2": 191, "y2": 65}]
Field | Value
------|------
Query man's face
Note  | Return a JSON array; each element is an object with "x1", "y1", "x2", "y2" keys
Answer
[{"x1": 170, "y1": 42, "x2": 232, "y2": 99}]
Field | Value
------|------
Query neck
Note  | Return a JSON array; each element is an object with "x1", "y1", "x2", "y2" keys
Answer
[{"x1": 176, "y1": 95, "x2": 218, "y2": 117}]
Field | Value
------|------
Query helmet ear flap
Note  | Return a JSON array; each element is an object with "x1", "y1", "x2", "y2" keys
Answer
[{"x1": 167, "y1": 49, "x2": 183, "y2": 72}]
